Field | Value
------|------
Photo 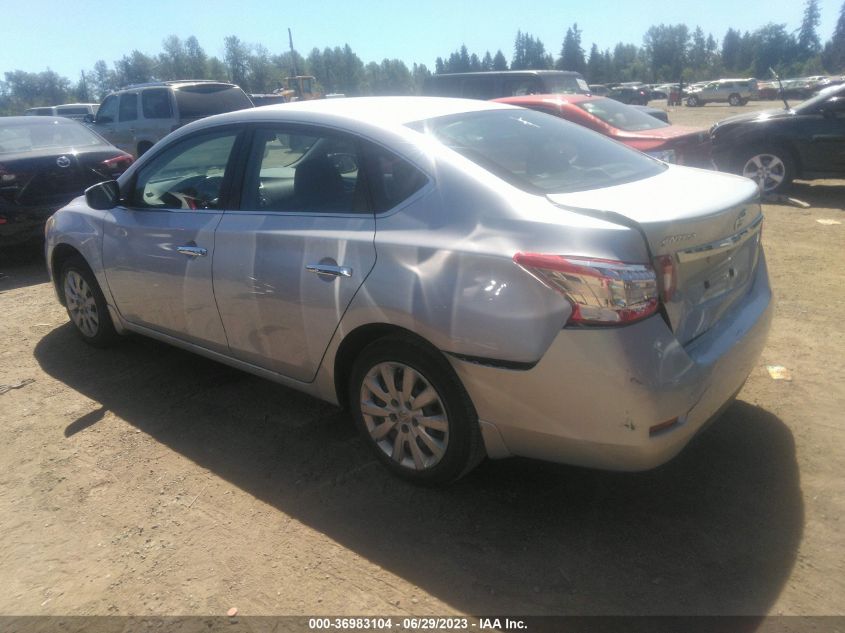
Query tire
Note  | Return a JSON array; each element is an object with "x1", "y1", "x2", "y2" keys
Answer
[
  {"x1": 348, "y1": 335, "x2": 484, "y2": 485},
  {"x1": 728, "y1": 93, "x2": 742, "y2": 106},
  {"x1": 137, "y1": 142, "x2": 153, "y2": 157},
  {"x1": 735, "y1": 146, "x2": 795, "y2": 194},
  {"x1": 687, "y1": 95, "x2": 700, "y2": 107},
  {"x1": 61, "y1": 256, "x2": 119, "y2": 347}
]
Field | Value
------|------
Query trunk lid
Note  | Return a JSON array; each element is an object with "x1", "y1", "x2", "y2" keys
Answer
[{"x1": 547, "y1": 165, "x2": 763, "y2": 345}]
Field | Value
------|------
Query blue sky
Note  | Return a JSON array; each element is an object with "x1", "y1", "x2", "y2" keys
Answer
[{"x1": 2, "y1": 0, "x2": 840, "y2": 79}]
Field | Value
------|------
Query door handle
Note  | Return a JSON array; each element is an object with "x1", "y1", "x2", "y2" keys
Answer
[
  {"x1": 306, "y1": 263, "x2": 353, "y2": 277},
  {"x1": 176, "y1": 245, "x2": 207, "y2": 257}
]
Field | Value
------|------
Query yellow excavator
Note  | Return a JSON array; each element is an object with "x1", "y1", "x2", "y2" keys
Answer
[
  {"x1": 273, "y1": 30, "x2": 322, "y2": 102},
  {"x1": 277, "y1": 75, "x2": 321, "y2": 101}
]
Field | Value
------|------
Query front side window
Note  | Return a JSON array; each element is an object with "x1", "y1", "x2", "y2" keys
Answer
[
  {"x1": 410, "y1": 109, "x2": 665, "y2": 194},
  {"x1": 97, "y1": 95, "x2": 119, "y2": 124},
  {"x1": 242, "y1": 127, "x2": 365, "y2": 213},
  {"x1": 118, "y1": 93, "x2": 138, "y2": 122},
  {"x1": 129, "y1": 131, "x2": 238, "y2": 210}
]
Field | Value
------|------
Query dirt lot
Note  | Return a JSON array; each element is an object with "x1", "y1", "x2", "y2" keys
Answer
[{"x1": 1, "y1": 101, "x2": 843, "y2": 620}]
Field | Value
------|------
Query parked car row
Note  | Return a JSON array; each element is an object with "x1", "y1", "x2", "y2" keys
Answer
[
  {"x1": 25, "y1": 103, "x2": 99, "y2": 121},
  {"x1": 758, "y1": 75, "x2": 845, "y2": 100}
]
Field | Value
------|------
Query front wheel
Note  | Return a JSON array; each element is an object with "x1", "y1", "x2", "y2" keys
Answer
[
  {"x1": 728, "y1": 93, "x2": 742, "y2": 106},
  {"x1": 348, "y1": 336, "x2": 484, "y2": 485},
  {"x1": 61, "y1": 257, "x2": 119, "y2": 347},
  {"x1": 737, "y1": 147, "x2": 795, "y2": 194}
]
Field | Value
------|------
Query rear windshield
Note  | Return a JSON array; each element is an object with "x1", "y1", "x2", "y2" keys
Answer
[
  {"x1": 55, "y1": 107, "x2": 90, "y2": 115},
  {"x1": 409, "y1": 109, "x2": 665, "y2": 194},
  {"x1": 0, "y1": 119, "x2": 108, "y2": 154},
  {"x1": 174, "y1": 84, "x2": 253, "y2": 118},
  {"x1": 576, "y1": 98, "x2": 669, "y2": 131}
]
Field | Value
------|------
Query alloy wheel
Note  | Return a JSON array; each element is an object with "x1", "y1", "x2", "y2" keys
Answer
[
  {"x1": 742, "y1": 153, "x2": 786, "y2": 193},
  {"x1": 64, "y1": 270, "x2": 99, "y2": 338},
  {"x1": 359, "y1": 362, "x2": 449, "y2": 471}
]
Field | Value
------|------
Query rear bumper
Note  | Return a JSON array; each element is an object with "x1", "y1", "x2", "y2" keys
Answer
[{"x1": 449, "y1": 255, "x2": 773, "y2": 471}]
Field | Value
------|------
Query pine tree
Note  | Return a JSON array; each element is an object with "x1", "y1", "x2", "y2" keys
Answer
[
  {"x1": 797, "y1": 0, "x2": 822, "y2": 59},
  {"x1": 828, "y1": 0, "x2": 845, "y2": 71},
  {"x1": 557, "y1": 23, "x2": 586, "y2": 73}
]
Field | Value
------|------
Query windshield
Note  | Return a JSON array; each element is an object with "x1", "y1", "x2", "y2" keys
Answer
[
  {"x1": 576, "y1": 98, "x2": 669, "y2": 131},
  {"x1": 794, "y1": 83, "x2": 845, "y2": 113},
  {"x1": 0, "y1": 119, "x2": 108, "y2": 154},
  {"x1": 544, "y1": 75, "x2": 590, "y2": 95},
  {"x1": 410, "y1": 109, "x2": 665, "y2": 194}
]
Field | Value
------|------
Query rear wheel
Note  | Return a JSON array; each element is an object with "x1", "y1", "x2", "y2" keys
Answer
[
  {"x1": 348, "y1": 336, "x2": 484, "y2": 485},
  {"x1": 137, "y1": 141, "x2": 153, "y2": 157},
  {"x1": 61, "y1": 257, "x2": 119, "y2": 347},
  {"x1": 687, "y1": 95, "x2": 700, "y2": 107},
  {"x1": 736, "y1": 147, "x2": 795, "y2": 194},
  {"x1": 728, "y1": 93, "x2": 742, "y2": 106}
]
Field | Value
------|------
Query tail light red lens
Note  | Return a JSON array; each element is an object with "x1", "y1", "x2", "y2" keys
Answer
[
  {"x1": 655, "y1": 254, "x2": 677, "y2": 301},
  {"x1": 513, "y1": 253, "x2": 659, "y2": 325},
  {"x1": 100, "y1": 154, "x2": 134, "y2": 172}
]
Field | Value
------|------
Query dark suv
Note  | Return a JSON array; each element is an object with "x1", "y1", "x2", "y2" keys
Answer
[
  {"x1": 424, "y1": 70, "x2": 590, "y2": 99},
  {"x1": 86, "y1": 80, "x2": 253, "y2": 157}
]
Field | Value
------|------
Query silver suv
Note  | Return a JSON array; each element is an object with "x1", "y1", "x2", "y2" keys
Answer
[
  {"x1": 686, "y1": 78, "x2": 758, "y2": 106},
  {"x1": 86, "y1": 80, "x2": 253, "y2": 157}
]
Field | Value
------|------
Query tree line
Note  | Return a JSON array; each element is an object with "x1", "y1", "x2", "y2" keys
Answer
[{"x1": 2, "y1": 0, "x2": 845, "y2": 115}]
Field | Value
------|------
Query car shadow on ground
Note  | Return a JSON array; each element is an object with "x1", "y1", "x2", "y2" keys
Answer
[
  {"x1": 788, "y1": 181, "x2": 845, "y2": 211},
  {"x1": 0, "y1": 243, "x2": 49, "y2": 292},
  {"x1": 35, "y1": 325, "x2": 803, "y2": 617}
]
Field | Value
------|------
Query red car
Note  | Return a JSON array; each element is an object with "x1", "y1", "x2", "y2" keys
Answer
[{"x1": 495, "y1": 94, "x2": 713, "y2": 168}]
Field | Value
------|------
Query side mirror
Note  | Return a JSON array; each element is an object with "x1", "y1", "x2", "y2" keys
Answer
[
  {"x1": 83, "y1": 113, "x2": 95, "y2": 124},
  {"x1": 85, "y1": 180, "x2": 121, "y2": 210}
]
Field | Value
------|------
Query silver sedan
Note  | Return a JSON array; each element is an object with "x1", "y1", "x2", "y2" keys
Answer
[{"x1": 45, "y1": 97, "x2": 772, "y2": 484}]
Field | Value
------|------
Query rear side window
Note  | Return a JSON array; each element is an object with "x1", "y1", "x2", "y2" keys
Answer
[
  {"x1": 118, "y1": 94, "x2": 138, "y2": 122},
  {"x1": 142, "y1": 89, "x2": 173, "y2": 119},
  {"x1": 242, "y1": 127, "x2": 366, "y2": 214},
  {"x1": 411, "y1": 109, "x2": 664, "y2": 194},
  {"x1": 174, "y1": 84, "x2": 253, "y2": 118},
  {"x1": 363, "y1": 143, "x2": 428, "y2": 213}
]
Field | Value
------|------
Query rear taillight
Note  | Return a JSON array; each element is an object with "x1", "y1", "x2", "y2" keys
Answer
[
  {"x1": 101, "y1": 154, "x2": 134, "y2": 172},
  {"x1": 655, "y1": 254, "x2": 677, "y2": 301},
  {"x1": 513, "y1": 253, "x2": 659, "y2": 325}
]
